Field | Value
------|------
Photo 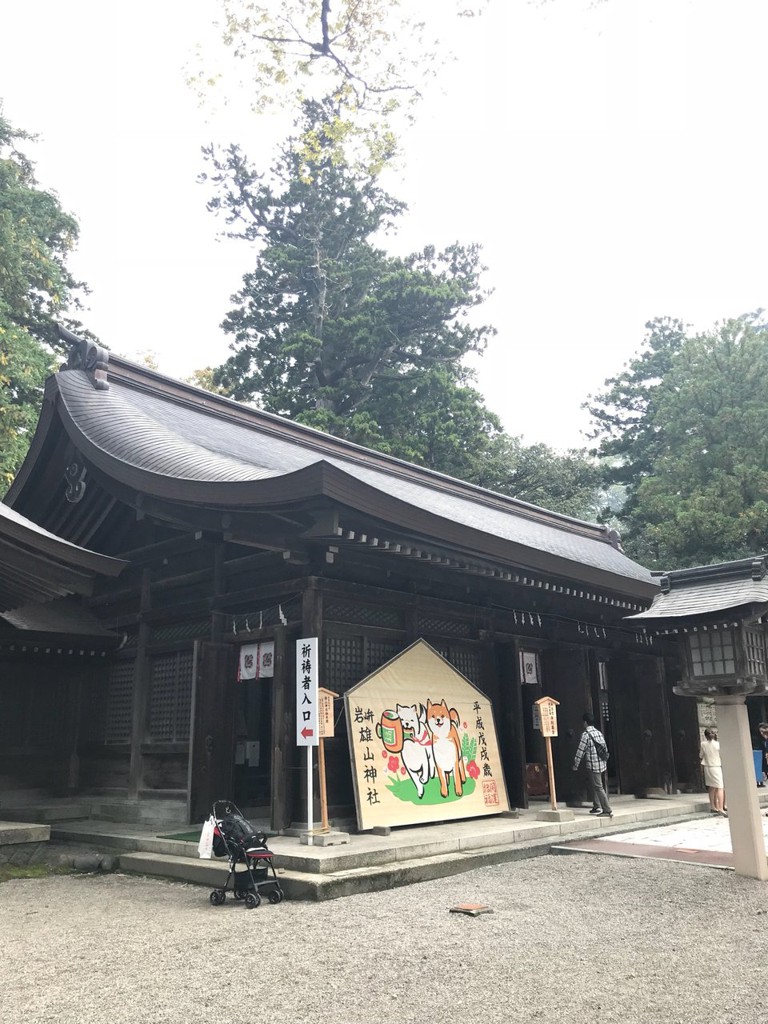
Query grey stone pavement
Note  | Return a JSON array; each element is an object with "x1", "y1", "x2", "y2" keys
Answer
[{"x1": 4, "y1": 841, "x2": 768, "y2": 1024}]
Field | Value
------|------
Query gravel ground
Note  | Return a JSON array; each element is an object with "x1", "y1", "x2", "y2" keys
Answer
[{"x1": 4, "y1": 855, "x2": 768, "y2": 1024}]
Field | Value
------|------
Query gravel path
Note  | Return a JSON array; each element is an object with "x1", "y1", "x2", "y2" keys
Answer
[{"x1": 4, "y1": 855, "x2": 767, "y2": 1024}]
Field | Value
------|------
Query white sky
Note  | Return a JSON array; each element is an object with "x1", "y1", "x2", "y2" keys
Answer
[{"x1": 2, "y1": 0, "x2": 767, "y2": 450}]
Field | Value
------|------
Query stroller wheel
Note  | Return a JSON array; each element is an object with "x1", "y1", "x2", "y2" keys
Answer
[
  {"x1": 244, "y1": 892, "x2": 261, "y2": 909},
  {"x1": 268, "y1": 889, "x2": 284, "y2": 904},
  {"x1": 209, "y1": 890, "x2": 225, "y2": 906}
]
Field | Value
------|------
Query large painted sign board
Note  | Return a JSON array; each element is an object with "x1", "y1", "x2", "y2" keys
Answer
[{"x1": 345, "y1": 639, "x2": 510, "y2": 831}]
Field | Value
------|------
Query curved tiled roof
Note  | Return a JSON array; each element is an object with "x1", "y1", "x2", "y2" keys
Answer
[
  {"x1": 41, "y1": 362, "x2": 656, "y2": 597},
  {"x1": 0, "y1": 502, "x2": 125, "y2": 612},
  {"x1": 628, "y1": 557, "x2": 768, "y2": 621}
]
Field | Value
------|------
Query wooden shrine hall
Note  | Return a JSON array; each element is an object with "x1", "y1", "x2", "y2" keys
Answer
[{"x1": 0, "y1": 336, "x2": 700, "y2": 829}]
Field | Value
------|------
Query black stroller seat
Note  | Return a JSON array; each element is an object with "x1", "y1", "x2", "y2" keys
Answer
[{"x1": 208, "y1": 800, "x2": 284, "y2": 909}]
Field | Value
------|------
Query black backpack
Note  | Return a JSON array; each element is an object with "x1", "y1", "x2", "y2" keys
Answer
[{"x1": 590, "y1": 729, "x2": 609, "y2": 761}]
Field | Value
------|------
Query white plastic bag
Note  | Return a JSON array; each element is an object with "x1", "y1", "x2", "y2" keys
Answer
[{"x1": 197, "y1": 816, "x2": 215, "y2": 859}]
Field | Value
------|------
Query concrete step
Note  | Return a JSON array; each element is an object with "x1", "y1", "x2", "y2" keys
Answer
[
  {"x1": 115, "y1": 808, "x2": 716, "y2": 901},
  {"x1": 42, "y1": 794, "x2": 754, "y2": 900},
  {"x1": 117, "y1": 836, "x2": 558, "y2": 901},
  {"x1": 88, "y1": 801, "x2": 188, "y2": 827},
  {"x1": 0, "y1": 804, "x2": 90, "y2": 823},
  {"x1": 0, "y1": 822, "x2": 51, "y2": 847},
  {"x1": 50, "y1": 827, "x2": 201, "y2": 859}
]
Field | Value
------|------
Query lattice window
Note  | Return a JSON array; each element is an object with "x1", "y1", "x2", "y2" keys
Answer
[
  {"x1": 365, "y1": 640, "x2": 401, "y2": 675},
  {"x1": 105, "y1": 662, "x2": 135, "y2": 744},
  {"x1": 326, "y1": 601, "x2": 402, "y2": 629},
  {"x1": 325, "y1": 636, "x2": 365, "y2": 693},
  {"x1": 689, "y1": 629, "x2": 736, "y2": 677},
  {"x1": 418, "y1": 615, "x2": 472, "y2": 638},
  {"x1": 151, "y1": 621, "x2": 209, "y2": 644},
  {"x1": 148, "y1": 651, "x2": 193, "y2": 743},
  {"x1": 446, "y1": 647, "x2": 480, "y2": 684},
  {"x1": 744, "y1": 626, "x2": 766, "y2": 678}
]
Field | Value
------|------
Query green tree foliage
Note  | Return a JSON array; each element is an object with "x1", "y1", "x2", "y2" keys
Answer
[
  {"x1": 197, "y1": 8, "x2": 607, "y2": 518},
  {"x1": 476, "y1": 434, "x2": 603, "y2": 521},
  {"x1": 0, "y1": 111, "x2": 86, "y2": 488},
  {"x1": 587, "y1": 317, "x2": 686, "y2": 487},
  {"x1": 193, "y1": 1, "x2": 483, "y2": 125},
  {"x1": 0, "y1": 323, "x2": 53, "y2": 487},
  {"x1": 205, "y1": 99, "x2": 500, "y2": 472},
  {"x1": 589, "y1": 312, "x2": 768, "y2": 569},
  {"x1": 0, "y1": 113, "x2": 84, "y2": 348}
]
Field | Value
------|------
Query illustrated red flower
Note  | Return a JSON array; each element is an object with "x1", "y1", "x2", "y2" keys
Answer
[
  {"x1": 382, "y1": 750, "x2": 388, "y2": 758},
  {"x1": 388, "y1": 755, "x2": 400, "y2": 772},
  {"x1": 400, "y1": 766, "x2": 407, "y2": 775},
  {"x1": 466, "y1": 760, "x2": 480, "y2": 779}
]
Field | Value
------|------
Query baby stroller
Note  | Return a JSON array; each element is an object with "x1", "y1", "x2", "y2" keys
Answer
[{"x1": 208, "y1": 800, "x2": 284, "y2": 909}]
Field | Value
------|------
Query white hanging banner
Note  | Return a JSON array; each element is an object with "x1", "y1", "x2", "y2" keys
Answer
[
  {"x1": 520, "y1": 650, "x2": 540, "y2": 685},
  {"x1": 238, "y1": 643, "x2": 259, "y2": 681},
  {"x1": 238, "y1": 641, "x2": 276, "y2": 681},
  {"x1": 258, "y1": 641, "x2": 275, "y2": 678}
]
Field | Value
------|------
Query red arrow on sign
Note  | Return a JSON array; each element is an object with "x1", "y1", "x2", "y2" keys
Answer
[{"x1": 301, "y1": 727, "x2": 314, "y2": 739}]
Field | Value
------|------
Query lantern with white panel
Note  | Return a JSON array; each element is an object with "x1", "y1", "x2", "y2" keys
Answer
[{"x1": 627, "y1": 557, "x2": 768, "y2": 880}]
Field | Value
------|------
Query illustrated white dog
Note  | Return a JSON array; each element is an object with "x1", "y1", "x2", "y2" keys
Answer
[{"x1": 395, "y1": 703, "x2": 434, "y2": 799}]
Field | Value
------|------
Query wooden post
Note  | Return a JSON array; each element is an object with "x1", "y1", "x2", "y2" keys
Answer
[
  {"x1": 535, "y1": 696, "x2": 561, "y2": 813},
  {"x1": 318, "y1": 737, "x2": 329, "y2": 832},
  {"x1": 317, "y1": 687, "x2": 338, "y2": 833},
  {"x1": 128, "y1": 567, "x2": 153, "y2": 798},
  {"x1": 544, "y1": 735, "x2": 557, "y2": 811}
]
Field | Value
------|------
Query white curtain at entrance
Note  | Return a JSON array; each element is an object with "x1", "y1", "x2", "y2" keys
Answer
[{"x1": 238, "y1": 641, "x2": 275, "y2": 681}]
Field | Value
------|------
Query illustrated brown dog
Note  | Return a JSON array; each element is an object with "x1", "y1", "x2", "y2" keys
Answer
[{"x1": 426, "y1": 699, "x2": 466, "y2": 798}]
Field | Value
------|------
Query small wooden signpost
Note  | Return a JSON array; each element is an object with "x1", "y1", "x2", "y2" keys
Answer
[
  {"x1": 317, "y1": 687, "x2": 338, "y2": 832},
  {"x1": 534, "y1": 696, "x2": 560, "y2": 811}
]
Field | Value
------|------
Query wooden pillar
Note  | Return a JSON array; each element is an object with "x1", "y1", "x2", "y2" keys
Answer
[
  {"x1": 543, "y1": 646, "x2": 591, "y2": 805},
  {"x1": 302, "y1": 578, "x2": 323, "y2": 638},
  {"x1": 496, "y1": 639, "x2": 527, "y2": 809},
  {"x1": 655, "y1": 656, "x2": 678, "y2": 794},
  {"x1": 62, "y1": 669, "x2": 83, "y2": 795},
  {"x1": 128, "y1": 567, "x2": 152, "y2": 798},
  {"x1": 270, "y1": 625, "x2": 292, "y2": 832},
  {"x1": 210, "y1": 542, "x2": 226, "y2": 643}
]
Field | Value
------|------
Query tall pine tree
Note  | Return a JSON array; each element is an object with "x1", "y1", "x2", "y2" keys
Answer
[{"x1": 204, "y1": 98, "x2": 500, "y2": 472}]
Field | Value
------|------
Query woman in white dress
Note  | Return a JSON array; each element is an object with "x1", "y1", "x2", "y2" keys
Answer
[{"x1": 700, "y1": 728, "x2": 726, "y2": 816}]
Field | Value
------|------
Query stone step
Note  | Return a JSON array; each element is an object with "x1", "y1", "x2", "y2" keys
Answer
[
  {"x1": 50, "y1": 827, "x2": 201, "y2": 859},
  {"x1": 0, "y1": 804, "x2": 90, "y2": 823},
  {"x1": 87, "y1": 802, "x2": 188, "y2": 827},
  {"x1": 0, "y1": 822, "x2": 50, "y2": 847},
  {"x1": 117, "y1": 837, "x2": 558, "y2": 901}
]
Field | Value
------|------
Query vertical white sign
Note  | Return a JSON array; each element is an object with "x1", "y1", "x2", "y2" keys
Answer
[{"x1": 296, "y1": 637, "x2": 319, "y2": 747}]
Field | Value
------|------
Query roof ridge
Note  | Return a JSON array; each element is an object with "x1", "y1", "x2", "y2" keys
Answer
[{"x1": 94, "y1": 351, "x2": 618, "y2": 547}]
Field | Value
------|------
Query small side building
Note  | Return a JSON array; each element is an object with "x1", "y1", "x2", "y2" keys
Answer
[{"x1": 0, "y1": 502, "x2": 126, "y2": 805}]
